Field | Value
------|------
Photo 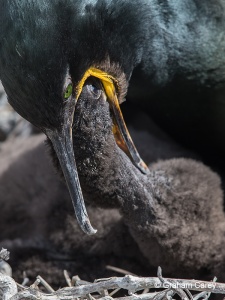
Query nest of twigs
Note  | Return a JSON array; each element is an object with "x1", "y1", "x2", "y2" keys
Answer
[{"x1": 1, "y1": 248, "x2": 225, "y2": 300}]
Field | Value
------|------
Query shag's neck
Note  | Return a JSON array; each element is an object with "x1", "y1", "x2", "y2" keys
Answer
[{"x1": 74, "y1": 0, "x2": 225, "y2": 85}]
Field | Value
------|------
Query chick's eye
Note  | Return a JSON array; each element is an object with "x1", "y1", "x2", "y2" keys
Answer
[
  {"x1": 87, "y1": 83, "x2": 102, "y2": 99},
  {"x1": 64, "y1": 83, "x2": 73, "y2": 99}
]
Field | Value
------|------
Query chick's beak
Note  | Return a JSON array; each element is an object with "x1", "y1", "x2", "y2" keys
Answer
[{"x1": 46, "y1": 91, "x2": 97, "y2": 235}]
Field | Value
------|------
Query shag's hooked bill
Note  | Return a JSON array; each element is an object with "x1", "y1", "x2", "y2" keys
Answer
[
  {"x1": 0, "y1": 0, "x2": 149, "y2": 234},
  {"x1": 0, "y1": 0, "x2": 225, "y2": 234},
  {"x1": 46, "y1": 67, "x2": 148, "y2": 235}
]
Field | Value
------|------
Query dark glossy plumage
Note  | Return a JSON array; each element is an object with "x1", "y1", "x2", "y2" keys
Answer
[
  {"x1": 1, "y1": 1, "x2": 225, "y2": 126},
  {"x1": 1, "y1": 0, "x2": 225, "y2": 232},
  {"x1": 0, "y1": 1, "x2": 68, "y2": 129}
]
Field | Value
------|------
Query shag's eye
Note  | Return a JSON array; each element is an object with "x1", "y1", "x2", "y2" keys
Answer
[
  {"x1": 87, "y1": 83, "x2": 102, "y2": 99},
  {"x1": 64, "y1": 83, "x2": 73, "y2": 99}
]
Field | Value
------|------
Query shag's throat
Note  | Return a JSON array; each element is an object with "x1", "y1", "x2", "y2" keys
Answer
[{"x1": 76, "y1": 67, "x2": 149, "y2": 174}]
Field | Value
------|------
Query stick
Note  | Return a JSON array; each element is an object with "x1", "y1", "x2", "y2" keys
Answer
[{"x1": 8, "y1": 275, "x2": 225, "y2": 300}]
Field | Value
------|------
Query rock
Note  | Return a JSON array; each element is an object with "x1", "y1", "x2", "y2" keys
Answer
[{"x1": 0, "y1": 262, "x2": 12, "y2": 277}]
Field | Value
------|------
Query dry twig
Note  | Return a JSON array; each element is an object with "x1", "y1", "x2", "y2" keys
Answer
[
  {"x1": 0, "y1": 250, "x2": 224, "y2": 300},
  {"x1": 1, "y1": 271, "x2": 225, "y2": 300}
]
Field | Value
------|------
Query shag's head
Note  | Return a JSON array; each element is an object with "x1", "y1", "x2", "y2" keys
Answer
[{"x1": 0, "y1": 0, "x2": 148, "y2": 234}]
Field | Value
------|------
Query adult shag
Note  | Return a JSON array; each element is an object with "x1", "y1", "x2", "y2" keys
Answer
[{"x1": 0, "y1": 0, "x2": 225, "y2": 234}]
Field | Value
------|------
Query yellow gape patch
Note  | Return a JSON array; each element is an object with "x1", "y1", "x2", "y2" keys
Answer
[{"x1": 76, "y1": 67, "x2": 119, "y2": 101}]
